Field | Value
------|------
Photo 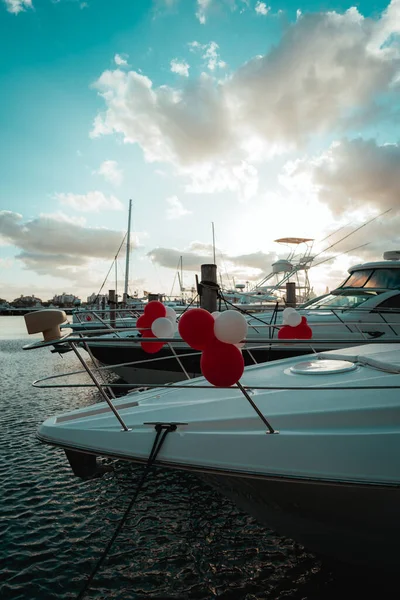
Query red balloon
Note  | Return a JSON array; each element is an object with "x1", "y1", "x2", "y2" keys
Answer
[
  {"x1": 140, "y1": 328, "x2": 165, "y2": 353},
  {"x1": 295, "y1": 324, "x2": 313, "y2": 339},
  {"x1": 138, "y1": 313, "x2": 165, "y2": 352},
  {"x1": 200, "y1": 339, "x2": 244, "y2": 387},
  {"x1": 141, "y1": 339, "x2": 165, "y2": 353},
  {"x1": 178, "y1": 308, "x2": 216, "y2": 350},
  {"x1": 278, "y1": 325, "x2": 295, "y2": 339},
  {"x1": 144, "y1": 301, "x2": 166, "y2": 321},
  {"x1": 86, "y1": 315, "x2": 92, "y2": 322},
  {"x1": 137, "y1": 314, "x2": 151, "y2": 331}
]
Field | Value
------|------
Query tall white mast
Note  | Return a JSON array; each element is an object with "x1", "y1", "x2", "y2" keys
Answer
[
  {"x1": 212, "y1": 221, "x2": 216, "y2": 264},
  {"x1": 123, "y1": 199, "x2": 133, "y2": 304}
]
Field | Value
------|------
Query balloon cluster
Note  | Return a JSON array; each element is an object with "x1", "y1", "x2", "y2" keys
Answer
[
  {"x1": 137, "y1": 301, "x2": 177, "y2": 353},
  {"x1": 178, "y1": 309, "x2": 248, "y2": 387},
  {"x1": 277, "y1": 307, "x2": 312, "y2": 340}
]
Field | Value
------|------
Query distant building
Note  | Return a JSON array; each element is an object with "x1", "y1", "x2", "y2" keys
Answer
[
  {"x1": 86, "y1": 293, "x2": 107, "y2": 306},
  {"x1": 50, "y1": 293, "x2": 81, "y2": 307},
  {"x1": 11, "y1": 295, "x2": 42, "y2": 308}
]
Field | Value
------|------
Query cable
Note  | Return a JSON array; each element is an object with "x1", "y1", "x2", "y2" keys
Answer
[
  {"x1": 76, "y1": 423, "x2": 176, "y2": 600},
  {"x1": 91, "y1": 233, "x2": 127, "y2": 306}
]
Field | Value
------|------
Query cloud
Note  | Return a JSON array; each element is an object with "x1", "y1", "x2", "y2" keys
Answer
[
  {"x1": 147, "y1": 242, "x2": 277, "y2": 280},
  {"x1": 188, "y1": 41, "x2": 226, "y2": 71},
  {"x1": 196, "y1": 0, "x2": 211, "y2": 24},
  {"x1": 165, "y1": 196, "x2": 191, "y2": 219},
  {"x1": 281, "y1": 139, "x2": 400, "y2": 216},
  {"x1": 170, "y1": 59, "x2": 190, "y2": 77},
  {"x1": 114, "y1": 53, "x2": 128, "y2": 66},
  {"x1": 255, "y1": 1, "x2": 269, "y2": 16},
  {"x1": 94, "y1": 160, "x2": 123, "y2": 186},
  {"x1": 0, "y1": 211, "x2": 133, "y2": 280},
  {"x1": 184, "y1": 160, "x2": 258, "y2": 201},
  {"x1": 3, "y1": 0, "x2": 32, "y2": 13},
  {"x1": 91, "y1": 3, "x2": 400, "y2": 201},
  {"x1": 55, "y1": 190, "x2": 124, "y2": 212}
]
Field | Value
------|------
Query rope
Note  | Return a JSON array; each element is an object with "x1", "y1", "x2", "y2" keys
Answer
[
  {"x1": 215, "y1": 290, "x2": 275, "y2": 328},
  {"x1": 76, "y1": 423, "x2": 176, "y2": 600},
  {"x1": 176, "y1": 294, "x2": 199, "y2": 319},
  {"x1": 91, "y1": 233, "x2": 127, "y2": 306}
]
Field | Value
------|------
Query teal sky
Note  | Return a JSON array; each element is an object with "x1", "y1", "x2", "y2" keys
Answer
[{"x1": 0, "y1": 0, "x2": 399, "y2": 301}]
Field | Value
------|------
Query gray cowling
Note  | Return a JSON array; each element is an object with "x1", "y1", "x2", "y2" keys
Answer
[
  {"x1": 24, "y1": 309, "x2": 67, "y2": 342},
  {"x1": 383, "y1": 251, "x2": 400, "y2": 261}
]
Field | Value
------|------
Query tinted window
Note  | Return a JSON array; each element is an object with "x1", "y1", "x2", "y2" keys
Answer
[
  {"x1": 306, "y1": 291, "x2": 376, "y2": 309},
  {"x1": 340, "y1": 270, "x2": 373, "y2": 288},
  {"x1": 364, "y1": 269, "x2": 400, "y2": 289},
  {"x1": 374, "y1": 294, "x2": 400, "y2": 311}
]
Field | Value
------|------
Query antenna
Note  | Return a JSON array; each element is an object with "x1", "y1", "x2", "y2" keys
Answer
[
  {"x1": 313, "y1": 207, "x2": 392, "y2": 262},
  {"x1": 312, "y1": 242, "x2": 371, "y2": 268}
]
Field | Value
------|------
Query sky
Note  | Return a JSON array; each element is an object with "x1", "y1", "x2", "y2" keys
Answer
[{"x1": 0, "y1": 0, "x2": 399, "y2": 302}]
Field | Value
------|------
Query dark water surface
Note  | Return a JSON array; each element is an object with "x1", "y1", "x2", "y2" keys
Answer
[{"x1": 0, "y1": 317, "x2": 396, "y2": 599}]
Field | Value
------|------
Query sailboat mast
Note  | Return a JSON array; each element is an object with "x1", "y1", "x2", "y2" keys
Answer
[
  {"x1": 123, "y1": 199, "x2": 133, "y2": 304},
  {"x1": 212, "y1": 222, "x2": 216, "y2": 265}
]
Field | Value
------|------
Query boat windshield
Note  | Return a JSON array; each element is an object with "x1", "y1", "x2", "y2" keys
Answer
[
  {"x1": 305, "y1": 290, "x2": 378, "y2": 310},
  {"x1": 339, "y1": 268, "x2": 400, "y2": 290}
]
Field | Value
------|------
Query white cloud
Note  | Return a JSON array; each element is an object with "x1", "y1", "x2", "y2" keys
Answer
[
  {"x1": 165, "y1": 196, "x2": 191, "y2": 219},
  {"x1": 94, "y1": 160, "x2": 123, "y2": 186},
  {"x1": 189, "y1": 41, "x2": 226, "y2": 71},
  {"x1": 281, "y1": 139, "x2": 400, "y2": 216},
  {"x1": 91, "y1": 3, "x2": 400, "y2": 201},
  {"x1": 55, "y1": 191, "x2": 124, "y2": 212},
  {"x1": 170, "y1": 59, "x2": 190, "y2": 77},
  {"x1": 114, "y1": 53, "x2": 128, "y2": 66},
  {"x1": 3, "y1": 0, "x2": 32, "y2": 13},
  {"x1": 184, "y1": 160, "x2": 258, "y2": 202},
  {"x1": 255, "y1": 1, "x2": 269, "y2": 16},
  {"x1": 0, "y1": 211, "x2": 132, "y2": 279},
  {"x1": 147, "y1": 242, "x2": 277, "y2": 280},
  {"x1": 196, "y1": 0, "x2": 211, "y2": 23}
]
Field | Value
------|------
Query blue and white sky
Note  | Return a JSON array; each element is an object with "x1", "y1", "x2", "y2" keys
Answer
[{"x1": 0, "y1": 0, "x2": 399, "y2": 301}]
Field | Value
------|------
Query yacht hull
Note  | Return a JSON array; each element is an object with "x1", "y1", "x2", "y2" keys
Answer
[
  {"x1": 36, "y1": 432, "x2": 400, "y2": 570},
  {"x1": 202, "y1": 472, "x2": 400, "y2": 570}
]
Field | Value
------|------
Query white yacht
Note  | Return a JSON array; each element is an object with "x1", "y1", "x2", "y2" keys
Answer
[
  {"x1": 77, "y1": 253, "x2": 400, "y2": 384},
  {"x1": 29, "y1": 333, "x2": 400, "y2": 571}
]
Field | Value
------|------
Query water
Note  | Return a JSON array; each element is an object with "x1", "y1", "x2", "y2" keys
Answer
[{"x1": 0, "y1": 317, "x2": 395, "y2": 599}]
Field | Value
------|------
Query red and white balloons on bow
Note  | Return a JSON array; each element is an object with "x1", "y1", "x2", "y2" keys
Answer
[
  {"x1": 137, "y1": 301, "x2": 177, "y2": 353},
  {"x1": 178, "y1": 308, "x2": 247, "y2": 387},
  {"x1": 278, "y1": 309, "x2": 312, "y2": 340}
]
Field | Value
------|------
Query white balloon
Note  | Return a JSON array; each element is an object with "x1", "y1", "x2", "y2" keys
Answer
[
  {"x1": 151, "y1": 317, "x2": 174, "y2": 338},
  {"x1": 235, "y1": 341, "x2": 245, "y2": 349},
  {"x1": 282, "y1": 307, "x2": 296, "y2": 323},
  {"x1": 214, "y1": 310, "x2": 248, "y2": 345},
  {"x1": 285, "y1": 311, "x2": 302, "y2": 327},
  {"x1": 165, "y1": 306, "x2": 177, "y2": 320},
  {"x1": 211, "y1": 311, "x2": 220, "y2": 319},
  {"x1": 165, "y1": 306, "x2": 178, "y2": 332}
]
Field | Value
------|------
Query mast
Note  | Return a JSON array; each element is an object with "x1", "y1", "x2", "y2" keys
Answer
[
  {"x1": 212, "y1": 222, "x2": 216, "y2": 265},
  {"x1": 123, "y1": 199, "x2": 133, "y2": 305}
]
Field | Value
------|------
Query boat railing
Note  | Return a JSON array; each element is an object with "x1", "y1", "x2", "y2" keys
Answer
[
  {"x1": 25, "y1": 327, "x2": 400, "y2": 389},
  {"x1": 24, "y1": 328, "x2": 400, "y2": 434},
  {"x1": 71, "y1": 307, "x2": 143, "y2": 327}
]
